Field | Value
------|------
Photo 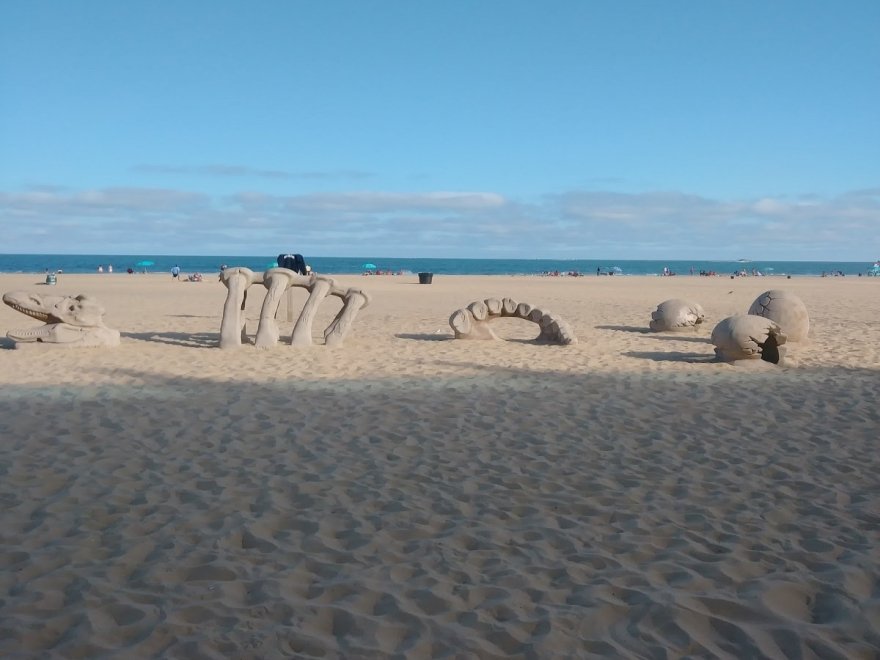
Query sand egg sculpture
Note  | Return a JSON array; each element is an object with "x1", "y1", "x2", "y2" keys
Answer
[
  {"x1": 747, "y1": 289, "x2": 809, "y2": 342},
  {"x1": 711, "y1": 314, "x2": 788, "y2": 365},
  {"x1": 649, "y1": 299, "x2": 706, "y2": 332}
]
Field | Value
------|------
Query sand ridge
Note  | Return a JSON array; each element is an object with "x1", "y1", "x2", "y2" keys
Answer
[{"x1": 1, "y1": 273, "x2": 879, "y2": 657}]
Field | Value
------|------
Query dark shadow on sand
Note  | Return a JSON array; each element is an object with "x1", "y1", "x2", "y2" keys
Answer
[
  {"x1": 595, "y1": 325, "x2": 652, "y2": 334},
  {"x1": 167, "y1": 314, "x2": 218, "y2": 319},
  {"x1": 395, "y1": 333, "x2": 454, "y2": 342},
  {"x1": 597, "y1": 325, "x2": 712, "y2": 343},
  {"x1": 1, "y1": 362, "x2": 878, "y2": 656},
  {"x1": 644, "y1": 334, "x2": 712, "y2": 344},
  {"x1": 396, "y1": 333, "x2": 553, "y2": 344},
  {"x1": 624, "y1": 350, "x2": 716, "y2": 363},
  {"x1": 121, "y1": 331, "x2": 218, "y2": 348}
]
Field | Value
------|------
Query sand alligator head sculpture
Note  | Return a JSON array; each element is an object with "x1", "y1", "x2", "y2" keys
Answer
[{"x1": 2, "y1": 291, "x2": 120, "y2": 348}]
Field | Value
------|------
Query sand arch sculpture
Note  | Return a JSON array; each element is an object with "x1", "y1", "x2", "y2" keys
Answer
[
  {"x1": 649, "y1": 298, "x2": 706, "y2": 332},
  {"x1": 711, "y1": 314, "x2": 788, "y2": 365},
  {"x1": 748, "y1": 289, "x2": 809, "y2": 342},
  {"x1": 449, "y1": 297, "x2": 577, "y2": 345},
  {"x1": 219, "y1": 267, "x2": 370, "y2": 349},
  {"x1": 3, "y1": 291, "x2": 120, "y2": 348}
]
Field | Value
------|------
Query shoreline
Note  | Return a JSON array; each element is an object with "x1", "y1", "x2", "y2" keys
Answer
[{"x1": 3, "y1": 254, "x2": 878, "y2": 279}]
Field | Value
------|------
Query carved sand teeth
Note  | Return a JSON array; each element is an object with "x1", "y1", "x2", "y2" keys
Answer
[
  {"x1": 6, "y1": 302, "x2": 51, "y2": 321},
  {"x1": 8, "y1": 325, "x2": 53, "y2": 340},
  {"x1": 219, "y1": 267, "x2": 370, "y2": 349},
  {"x1": 449, "y1": 297, "x2": 577, "y2": 345}
]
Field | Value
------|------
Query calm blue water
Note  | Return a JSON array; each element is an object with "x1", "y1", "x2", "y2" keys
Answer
[{"x1": 0, "y1": 254, "x2": 876, "y2": 277}]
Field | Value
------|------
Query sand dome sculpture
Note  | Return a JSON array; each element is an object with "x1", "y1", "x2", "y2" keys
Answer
[
  {"x1": 649, "y1": 299, "x2": 706, "y2": 332},
  {"x1": 711, "y1": 314, "x2": 788, "y2": 365},
  {"x1": 449, "y1": 297, "x2": 577, "y2": 345},
  {"x1": 748, "y1": 289, "x2": 809, "y2": 342}
]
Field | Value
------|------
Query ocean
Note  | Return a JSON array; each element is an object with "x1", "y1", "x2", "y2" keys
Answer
[{"x1": 0, "y1": 254, "x2": 876, "y2": 277}]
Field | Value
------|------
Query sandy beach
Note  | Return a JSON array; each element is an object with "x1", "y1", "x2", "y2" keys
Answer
[{"x1": 1, "y1": 271, "x2": 878, "y2": 658}]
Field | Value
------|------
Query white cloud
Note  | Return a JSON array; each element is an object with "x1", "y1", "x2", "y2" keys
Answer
[
  {"x1": 0, "y1": 185, "x2": 877, "y2": 259},
  {"x1": 753, "y1": 198, "x2": 787, "y2": 214}
]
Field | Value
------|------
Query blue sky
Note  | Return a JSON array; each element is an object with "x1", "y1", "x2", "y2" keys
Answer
[{"x1": 1, "y1": 1, "x2": 878, "y2": 260}]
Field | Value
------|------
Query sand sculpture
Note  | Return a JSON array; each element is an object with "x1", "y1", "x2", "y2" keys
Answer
[
  {"x1": 449, "y1": 297, "x2": 577, "y2": 345},
  {"x1": 2, "y1": 291, "x2": 120, "y2": 348},
  {"x1": 711, "y1": 314, "x2": 787, "y2": 365},
  {"x1": 748, "y1": 289, "x2": 809, "y2": 342},
  {"x1": 649, "y1": 299, "x2": 706, "y2": 332},
  {"x1": 219, "y1": 267, "x2": 370, "y2": 349}
]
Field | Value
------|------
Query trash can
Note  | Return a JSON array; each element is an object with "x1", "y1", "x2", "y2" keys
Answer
[{"x1": 418, "y1": 272, "x2": 434, "y2": 284}]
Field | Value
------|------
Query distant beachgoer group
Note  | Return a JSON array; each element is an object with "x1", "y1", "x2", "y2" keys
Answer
[
  {"x1": 363, "y1": 269, "x2": 404, "y2": 276},
  {"x1": 543, "y1": 270, "x2": 584, "y2": 277}
]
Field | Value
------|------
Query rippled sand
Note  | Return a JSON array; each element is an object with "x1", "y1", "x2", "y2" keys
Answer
[{"x1": 1, "y1": 272, "x2": 879, "y2": 657}]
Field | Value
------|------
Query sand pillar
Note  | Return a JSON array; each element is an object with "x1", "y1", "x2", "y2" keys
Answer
[
  {"x1": 254, "y1": 270, "x2": 292, "y2": 349},
  {"x1": 290, "y1": 277, "x2": 332, "y2": 346},
  {"x1": 324, "y1": 289, "x2": 369, "y2": 346},
  {"x1": 219, "y1": 268, "x2": 255, "y2": 349}
]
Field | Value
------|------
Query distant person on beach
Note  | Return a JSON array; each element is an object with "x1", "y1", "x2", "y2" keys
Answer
[
  {"x1": 171, "y1": 265, "x2": 180, "y2": 279},
  {"x1": 98, "y1": 264, "x2": 104, "y2": 273},
  {"x1": 108, "y1": 264, "x2": 113, "y2": 273},
  {"x1": 127, "y1": 268, "x2": 134, "y2": 274}
]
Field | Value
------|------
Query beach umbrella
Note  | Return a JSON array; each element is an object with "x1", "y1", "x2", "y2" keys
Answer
[{"x1": 362, "y1": 263, "x2": 377, "y2": 270}]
